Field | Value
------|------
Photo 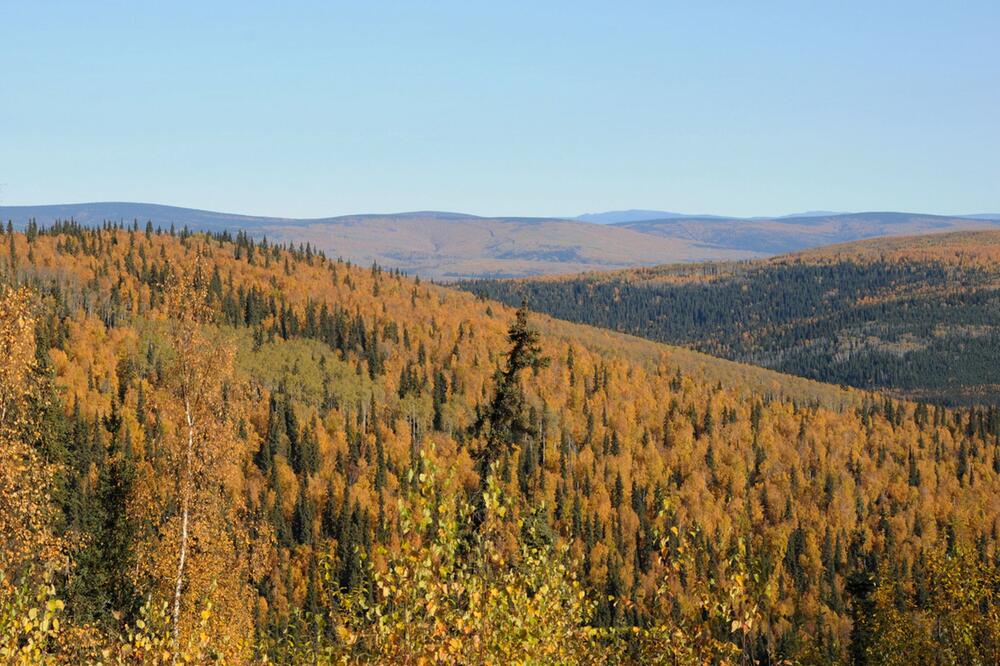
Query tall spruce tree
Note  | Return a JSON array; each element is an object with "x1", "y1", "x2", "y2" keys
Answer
[{"x1": 472, "y1": 304, "x2": 549, "y2": 520}]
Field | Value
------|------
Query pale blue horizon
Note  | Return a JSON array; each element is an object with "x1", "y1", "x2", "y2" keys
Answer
[{"x1": 2, "y1": 1, "x2": 998, "y2": 218}]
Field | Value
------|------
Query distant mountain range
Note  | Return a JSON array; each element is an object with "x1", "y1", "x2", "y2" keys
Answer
[
  {"x1": 3, "y1": 202, "x2": 999, "y2": 278},
  {"x1": 611, "y1": 211, "x2": 1000, "y2": 254}
]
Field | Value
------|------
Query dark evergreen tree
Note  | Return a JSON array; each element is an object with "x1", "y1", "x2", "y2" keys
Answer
[{"x1": 473, "y1": 304, "x2": 549, "y2": 479}]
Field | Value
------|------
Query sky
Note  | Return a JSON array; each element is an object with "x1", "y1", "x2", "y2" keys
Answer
[{"x1": 2, "y1": 1, "x2": 998, "y2": 218}]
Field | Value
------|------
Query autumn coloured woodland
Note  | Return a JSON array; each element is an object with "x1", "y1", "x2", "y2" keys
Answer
[{"x1": 2, "y1": 221, "x2": 999, "y2": 664}]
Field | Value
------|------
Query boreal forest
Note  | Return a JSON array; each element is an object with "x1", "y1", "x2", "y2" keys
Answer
[{"x1": 2, "y1": 221, "x2": 999, "y2": 664}]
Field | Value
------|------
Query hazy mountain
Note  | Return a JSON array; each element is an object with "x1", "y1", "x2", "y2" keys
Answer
[
  {"x1": 0, "y1": 201, "x2": 497, "y2": 230},
  {"x1": 5, "y1": 202, "x2": 1000, "y2": 278},
  {"x1": 0, "y1": 201, "x2": 299, "y2": 232},
  {"x1": 252, "y1": 214, "x2": 759, "y2": 279},
  {"x1": 615, "y1": 211, "x2": 1000, "y2": 254},
  {"x1": 0, "y1": 202, "x2": 760, "y2": 279}
]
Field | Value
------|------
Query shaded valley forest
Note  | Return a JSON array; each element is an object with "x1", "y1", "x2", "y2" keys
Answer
[{"x1": 457, "y1": 231, "x2": 1000, "y2": 405}]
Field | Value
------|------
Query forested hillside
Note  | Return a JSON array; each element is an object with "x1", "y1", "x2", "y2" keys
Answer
[
  {"x1": 458, "y1": 230, "x2": 1000, "y2": 405},
  {"x1": 2, "y1": 221, "x2": 999, "y2": 664}
]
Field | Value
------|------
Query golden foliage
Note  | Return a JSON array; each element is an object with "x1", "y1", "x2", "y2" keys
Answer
[
  {"x1": 866, "y1": 547, "x2": 1000, "y2": 664},
  {"x1": 0, "y1": 286, "x2": 65, "y2": 575},
  {"x1": 137, "y1": 259, "x2": 263, "y2": 662},
  {"x1": 2, "y1": 226, "x2": 999, "y2": 663}
]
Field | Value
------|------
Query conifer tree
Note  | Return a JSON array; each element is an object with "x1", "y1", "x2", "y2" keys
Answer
[{"x1": 474, "y1": 304, "x2": 549, "y2": 478}]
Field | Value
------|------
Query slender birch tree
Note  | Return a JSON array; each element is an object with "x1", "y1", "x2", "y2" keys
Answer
[{"x1": 152, "y1": 259, "x2": 259, "y2": 662}]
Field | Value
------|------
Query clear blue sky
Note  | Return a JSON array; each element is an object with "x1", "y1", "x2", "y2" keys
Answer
[{"x1": 2, "y1": 1, "x2": 998, "y2": 218}]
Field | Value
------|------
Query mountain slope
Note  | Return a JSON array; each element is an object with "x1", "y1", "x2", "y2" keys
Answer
[
  {"x1": 458, "y1": 230, "x2": 1000, "y2": 404},
  {"x1": 3, "y1": 221, "x2": 1000, "y2": 662},
  {"x1": 257, "y1": 213, "x2": 760, "y2": 279}
]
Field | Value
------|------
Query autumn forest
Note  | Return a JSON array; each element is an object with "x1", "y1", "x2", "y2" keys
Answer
[{"x1": 2, "y1": 220, "x2": 999, "y2": 664}]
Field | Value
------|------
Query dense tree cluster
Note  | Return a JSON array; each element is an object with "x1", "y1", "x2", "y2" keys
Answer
[{"x1": 1, "y1": 219, "x2": 999, "y2": 663}]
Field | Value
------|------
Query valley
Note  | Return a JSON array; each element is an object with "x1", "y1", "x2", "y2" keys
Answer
[{"x1": 458, "y1": 230, "x2": 1000, "y2": 404}]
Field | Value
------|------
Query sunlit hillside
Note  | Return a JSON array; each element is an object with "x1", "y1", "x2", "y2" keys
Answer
[{"x1": 2, "y1": 221, "x2": 998, "y2": 663}]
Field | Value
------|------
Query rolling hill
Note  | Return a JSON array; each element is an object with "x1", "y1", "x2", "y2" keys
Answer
[
  {"x1": 457, "y1": 230, "x2": 1000, "y2": 404},
  {"x1": 614, "y1": 211, "x2": 1000, "y2": 254},
  {"x1": 5, "y1": 202, "x2": 1000, "y2": 279},
  {"x1": 0, "y1": 203, "x2": 760, "y2": 279},
  {"x1": 250, "y1": 213, "x2": 760, "y2": 279}
]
